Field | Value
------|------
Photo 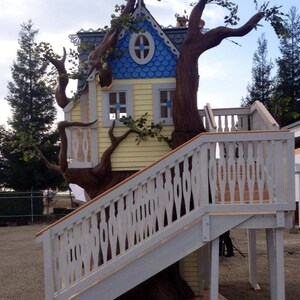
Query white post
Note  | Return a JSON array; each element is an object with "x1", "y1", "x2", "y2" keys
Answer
[
  {"x1": 43, "y1": 231, "x2": 55, "y2": 300},
  {"x1": 198, "y1": 243, "x2": 210, "y2": 296},
  {"x1": 248, "y1": 229, "x2": 260, "y2": 290},
  {"x1": 266, "y1": 228, "x2": 285, "y2": 300},
  {"x1": 210, "y1": 238, "x2": 219, "y2": 300}
]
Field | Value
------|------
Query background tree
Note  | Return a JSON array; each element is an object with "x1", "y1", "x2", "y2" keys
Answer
[
  {"x1": 241, "y1": 33, "x2": 274, "y2": 109},
  {"x1": 273, "y1": 6, "x2": 300, "y2": 126},
  {"x1": 3, "y1": 20, "x2": 64, "y2": 191}
]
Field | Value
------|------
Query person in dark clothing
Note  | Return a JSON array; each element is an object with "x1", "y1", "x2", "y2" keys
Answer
[{"x1": 219, "y1": 230, "x2": 234, "y2": 257}]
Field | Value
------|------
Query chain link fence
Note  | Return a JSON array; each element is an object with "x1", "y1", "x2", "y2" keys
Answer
[{"x1": 0, "y1": 191, "x2": 74, "y2": 225}]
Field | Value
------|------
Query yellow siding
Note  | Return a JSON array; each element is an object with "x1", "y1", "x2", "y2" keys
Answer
[
  {"x1": 70, "y1": 101, "x2": 81, "y2": 122},
  {"x1": 182, "y1": 251, "x2": 200, "y2": 296},
  {"x1": 97, "y1": 78, "x2": 175, "y2": 171}
]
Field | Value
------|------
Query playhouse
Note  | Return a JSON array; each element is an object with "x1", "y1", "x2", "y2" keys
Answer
[{"x1": 37, "y1": 1, "x2": 296, "y2": 299}]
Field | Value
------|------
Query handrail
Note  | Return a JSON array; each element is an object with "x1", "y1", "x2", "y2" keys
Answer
[
  {"x1": 200, "y1": 101, "x2": 279, "y2": 133},
  {"x1": 250, "y1": 100, "x2": 279, "y2": 130},
  {"x1": 36, "y1": 129, "x2": 295, "y2": 298},
  {"x1": 204, "y1": 103, "x2": 217, "y2": 131},
  {"x1": 37, "y1": 129, "x2": 293, "y2": 238}
]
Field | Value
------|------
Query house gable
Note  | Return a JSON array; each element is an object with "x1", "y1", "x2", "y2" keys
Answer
[{"x1": 111, "y1": 20, "x2": 178, "y2": 79}]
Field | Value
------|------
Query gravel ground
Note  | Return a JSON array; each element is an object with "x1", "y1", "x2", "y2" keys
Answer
[{"x1": 0, "y1": 224, "x2": 299, "y2": 300}]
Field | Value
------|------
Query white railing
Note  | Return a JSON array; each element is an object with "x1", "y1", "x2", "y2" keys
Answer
[
  {"x1": 200, "y1": 101, "x2": 279, "y2": 133},
  {"x1": 36, "y1": 130, "x2": 294, "y2": 299},
  {"x1": 67, "y1": 127, "x2": 92, "y2": 168}
]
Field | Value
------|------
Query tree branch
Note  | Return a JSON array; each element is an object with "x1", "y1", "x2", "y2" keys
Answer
[
  {"x1": 200, "y1": 12, "x2": 265, "y2": 53},
  {"x1": 92, "y1": 121, "x2": 136, "y2": 178},
  {"x1": 188, "y1": 0, "x2": 208, "y2": 34},
  {"x1": 87, "y1": 0, "x2": 137, "y2": 88},
  {"x1": 33, "y1": 145, "x2": 61, "y2": 173},
  {"x1": 45, "y1": 47, "x2": 70, "y2": 109}
]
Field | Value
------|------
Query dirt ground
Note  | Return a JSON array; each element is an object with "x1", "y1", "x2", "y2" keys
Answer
[{"x1": 0, "y1": 223, "x2": 299, "y2": 300}]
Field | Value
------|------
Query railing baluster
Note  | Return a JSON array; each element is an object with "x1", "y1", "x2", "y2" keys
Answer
[
  {"x1": 165, "y1": 167, "x2": 174, "y2": 225},
  {"x1": 145, "y1": 179, "x2": 155, "y2": 237},
  {"x1": 209, "y1": 143, "x2": 217, "y2": 204},
  {"x1": 99, "y1": 207, "x2": 108, "y2": 264},
  {"x1": 218, "y1": 144, "x2": 226, "y2": 204},
  {"x1": 108, "y1": 202, "x2": 118, "y2": 258},
  {"x1": 90, "y1": 212, "x2": 100, "y2": 269},
  {"x1": 156, "y1": 173, "x2": 165, "y2": 230},
  {"x1": 191, "y1": 149, "x2": 201, "y2": 209},
  {"x1": 275, "y1": 140, "x2": 284, "y2": 202},
  {"x1": 126, "y1": 190, "x2": 136, "y2": 248},
  {"x1": 256, "y1": 142, "x2": 265, "y2": 203},
  {"x1": 73, "y1": 223, "x2": 83, "y2": 280},
  {"x1": 117, "y1": 197, "x2": 126, "y2": 253},
  {"x1": 173, "y1": 161, "x2": 182, "y2": 219},
  {"x1": 237, "y1": 143, "x2": 246, "y2": 204},
  {"x1": 71, "y1": 129, "x2": 79, "y2": 162},
  {"x1": 228, "y1": 142, "x2": 236, "y2": 204},
  {"x1": 247, "y1": 142, "x2": 255, "y2": 203},
  {"x1": 183, "y1": 155, "x2": 192, "y2": 212},
  {"x1": 82, "y1": 129, "x2": 89, "y2": 162},
  {"x1": 265, "y1": 142, "x2": 274, "y2": 202},
  {"x1": 82, "y1": 217, "x2": 92, "y2": 276}
]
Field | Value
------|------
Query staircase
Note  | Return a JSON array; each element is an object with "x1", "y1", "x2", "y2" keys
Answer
[{"x1": 36, "y1": 102, "x2": 295, "y2": 300}]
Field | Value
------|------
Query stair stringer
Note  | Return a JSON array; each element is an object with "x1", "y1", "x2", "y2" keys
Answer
[
  {"x1": 57, "y1": 209, "x2": 206, "y2": 300},
  {"x1": 57, "y1": 210, "x2": 253, "y2": 300}
]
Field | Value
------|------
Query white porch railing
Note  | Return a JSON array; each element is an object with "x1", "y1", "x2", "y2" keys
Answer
[
  {"x1": 67, "y1": 127, "x2": 92, "y2": 168},
  {"x1": 36, "y1": 129, "x2": 295, "y2": 300},
  {"x1": 199, "y1": 101, "x2": 279, "y2": 132}
]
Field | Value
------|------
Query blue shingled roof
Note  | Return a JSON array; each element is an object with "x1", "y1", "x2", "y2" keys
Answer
[
  {"x1": 75, "y1": 12, "x2": 187, "y2": 86},
  {"x1": 110, "y1": 20, "x2": 178, "y2": 80}
]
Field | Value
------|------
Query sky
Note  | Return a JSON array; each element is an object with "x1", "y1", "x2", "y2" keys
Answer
[{"x1": 0, "y1": 0, "x2": 299, "y2": 127}]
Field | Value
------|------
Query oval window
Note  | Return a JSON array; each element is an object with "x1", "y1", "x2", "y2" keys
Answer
[{"x1": 129, "y1": 31, "x2": 155, "y2": 65}]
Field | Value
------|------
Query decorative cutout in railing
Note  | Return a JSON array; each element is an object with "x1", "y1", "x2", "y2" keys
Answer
[
  {"x1": 68, "y1": 127, "x2": 90, "y2": 163},
  {"x1": 41, "y1": 131, "x2": 294, "y2": 297}
]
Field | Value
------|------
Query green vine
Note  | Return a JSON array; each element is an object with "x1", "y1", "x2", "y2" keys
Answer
[{"x1": 120, "y1": 113, "x2": 172, "y2": 148}]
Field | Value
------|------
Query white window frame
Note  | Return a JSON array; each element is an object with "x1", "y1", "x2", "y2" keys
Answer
[
  {"x1": 153, "y1": 83, "x2": 175, "y2": 125},
  {"x1": 129, "y1": 31, "x2": 155, "y2": 65},
  {"x1": 102, "y1": 85, "x2": 133, "y2": 127}
]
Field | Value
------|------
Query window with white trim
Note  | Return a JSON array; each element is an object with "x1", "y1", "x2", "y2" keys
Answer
[
  {"x1": 129, "y1": 31, "x2": 155, "y2": 65},
  {"x1": 153, "y1": 83, "x2": 175, "y2": 125},
  {"x1": 102, "y1": 85, "x2": 133, "y2": 127}
]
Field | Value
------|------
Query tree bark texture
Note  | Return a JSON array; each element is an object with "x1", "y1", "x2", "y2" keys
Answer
[{"x1": 172, "y1": 0, "x2": 264, "y2": 148}]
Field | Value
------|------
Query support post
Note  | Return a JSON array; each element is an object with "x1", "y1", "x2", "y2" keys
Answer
[
  {"x1": 43, "y1": 231, "x2": 55, "y2": 300},
  {"x1": 248, "y1": 229, "x2": 260, "y2": 290},
  {"x1": 198, "y1": 243, "x2": 210, "y2": 296},
  {"x1": 266, "y1": 228, "x2": 285, "y2": 300},
  {"x1": 210, "y1": 238, "x2": 219, "y2": 300}
]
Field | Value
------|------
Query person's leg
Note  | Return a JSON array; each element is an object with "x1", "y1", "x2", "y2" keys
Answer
[{"x1": 224, "y1": 231, "x2": 234, "y2": 257}]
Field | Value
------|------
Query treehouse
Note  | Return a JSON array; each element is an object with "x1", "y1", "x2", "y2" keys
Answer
[
  {"x1": 37, "y1": 1, "x2": 296, "y2": 299},
  {"x1": 64, "y1": 3, "x2": 188, "y2": 170}
]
